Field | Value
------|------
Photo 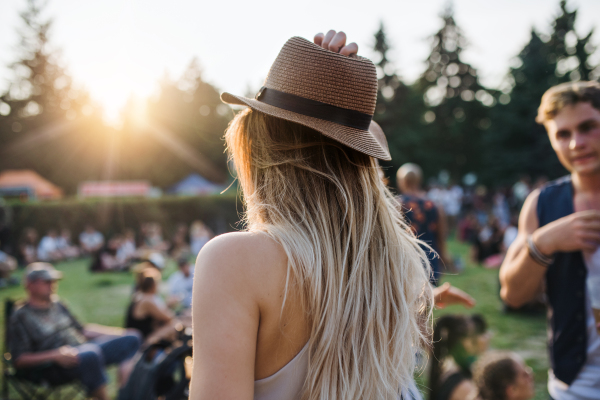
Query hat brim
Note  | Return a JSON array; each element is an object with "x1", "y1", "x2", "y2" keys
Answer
[
  {"x1": 47, "y1": 271, "x2": 63, "y2": 280},
  {"x1": 221, "y1": 92, "x2": 391, "y2": 161}
]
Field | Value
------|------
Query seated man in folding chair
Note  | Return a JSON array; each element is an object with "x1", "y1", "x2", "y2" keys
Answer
[{"x1": 7, "y1": 262, "x2": 141, "y2": 400}]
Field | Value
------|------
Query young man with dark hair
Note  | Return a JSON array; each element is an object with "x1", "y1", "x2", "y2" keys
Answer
[{"x1": 500, "y1": 81, "x2": 600, "y2": 399}]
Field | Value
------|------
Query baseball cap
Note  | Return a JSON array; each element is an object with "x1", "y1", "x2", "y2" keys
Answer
[{"x1": 25, "y1": 262, "x2": 63, "y2": 282}]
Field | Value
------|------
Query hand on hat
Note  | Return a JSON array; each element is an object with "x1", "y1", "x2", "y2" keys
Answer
[{"x1": 314, "y1": 30, "x2": 358, "y2": 57}]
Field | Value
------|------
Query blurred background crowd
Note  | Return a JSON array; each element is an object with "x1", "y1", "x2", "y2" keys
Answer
[{"x1": 1, "y1": 0, "x2": 599, "y2": 399}]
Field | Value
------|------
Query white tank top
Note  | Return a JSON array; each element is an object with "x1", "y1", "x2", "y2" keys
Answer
[
  {"x1": 253, "y1": 342, "x2": 424, "y2": 400},
  {"x1": 254, "y1": 343, "x2": 309, "y2": 400}
]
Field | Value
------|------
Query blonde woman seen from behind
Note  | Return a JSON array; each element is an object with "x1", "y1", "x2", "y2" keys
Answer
[{"x1": 190, "y1": 31, "x2": 433, "y2": 400}]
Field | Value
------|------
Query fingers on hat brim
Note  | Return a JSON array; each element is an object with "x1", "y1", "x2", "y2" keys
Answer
[{"x1": 220, "y1": 93, "x2": 392, "y2": 161}]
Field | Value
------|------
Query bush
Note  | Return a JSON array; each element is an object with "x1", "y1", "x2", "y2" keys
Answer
[{"x1": 5, "y1": 194, "x2": 244, "y2": 250}]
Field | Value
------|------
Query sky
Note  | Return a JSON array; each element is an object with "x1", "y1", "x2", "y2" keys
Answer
[{"x1": 1, "y1": 0, "x2": 599, "y2": 123}]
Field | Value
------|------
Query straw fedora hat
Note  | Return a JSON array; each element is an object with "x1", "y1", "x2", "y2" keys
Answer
[{"x1": 221, "y1": 36, "x2": 391, "y2": 161}]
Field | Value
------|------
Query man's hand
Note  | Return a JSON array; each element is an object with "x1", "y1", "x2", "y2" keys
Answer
[
  {"x1": 433, "y1": 282, "x2": 476, "y2": 309},
  {"x1": 533, "y1": 210, "x2": 600, "y2": 255},
  {"x1": 314, "y1": 30, "x2": 358, "y2": 56},
  {"x1": 54, "y1": 346, "x2": 79, "y2": 368}
]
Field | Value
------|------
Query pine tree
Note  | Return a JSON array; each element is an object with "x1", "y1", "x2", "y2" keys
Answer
[
  {"x1": 483, "y1": 30, "x2": 565, "y2": 183},
  {"x1": 119, "y1": 59, "x2": 229, "y2": 187},
  {"x1": 0, "y1": 0, "x2": 104, "y2": 193},
  {"x1": 483, "y1": 1, "x2": 598, "y2": 184},
  {"x1": 412, "y1": 5, "x2": 491, "y2": 181},
  {"x1": 548, "y1": 0, "x2": 597, "y2": 82},
  {"x1": 0, "y1": 0, "x2": 87, "y2": 135},
  {"x1": 371, "y1": 22, "x2": 423, "y2": 186}
]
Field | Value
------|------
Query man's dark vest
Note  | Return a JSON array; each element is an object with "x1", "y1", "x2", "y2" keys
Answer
[{"x1": 537, "y1": 175, "x2": 587, "y2": 385}]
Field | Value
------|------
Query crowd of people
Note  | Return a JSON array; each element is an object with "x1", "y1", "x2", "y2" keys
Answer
[
  {"x1": 5, "y1": 31, "x2": 600, "y2": 400},
  {"x1": 422, "y1": 175, "x2": 547, "y2": 270},
  {"x1": 8, "y1": 220, "x2": 213, "y2": 273},
  {"x1": 426, "y1": 313, "x2": 535, "y2": 400},
  {"x1": 5, "y1": 221, "x2": 207, "y2": 400}
]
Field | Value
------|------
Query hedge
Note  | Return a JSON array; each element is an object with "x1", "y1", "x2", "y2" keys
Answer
[{"x1": 4, "y1": 194, "x2": 245, "y2": 250}]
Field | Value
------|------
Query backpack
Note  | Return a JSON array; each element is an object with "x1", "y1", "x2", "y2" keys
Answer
[{"x1": 118, "y1": 340, "x2": 192, "y2": 400}]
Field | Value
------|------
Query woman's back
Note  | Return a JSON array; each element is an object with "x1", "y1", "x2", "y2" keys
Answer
[
  {"x1": 190, "y1": 33, "x2": 432, "y2": 400},
  {"x1": 191, "y1": 231, "x2": 311, "y2": 397}
]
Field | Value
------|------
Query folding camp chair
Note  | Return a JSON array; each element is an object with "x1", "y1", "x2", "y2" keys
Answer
[{"x1": 2, "y1": 299, "x2": 86, "y2": 400}]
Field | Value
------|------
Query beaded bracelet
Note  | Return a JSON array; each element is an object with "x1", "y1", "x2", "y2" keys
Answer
[{"x1": 527, "y1": 235, "x2": 554, "y2": 267}]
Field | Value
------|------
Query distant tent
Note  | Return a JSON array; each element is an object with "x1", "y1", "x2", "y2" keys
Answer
[
  {"x1": 0, "y1": 170, "x2": 63, "y2": 200},
  {"x1": 169, "y1": 173, "x2": 223, "y2": 196}
]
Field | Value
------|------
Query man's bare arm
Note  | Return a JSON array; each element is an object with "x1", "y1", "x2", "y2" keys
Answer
[
  {"x1": 499, "y1": 190, "x2": 547, "y2": 308},
  {"x1": 14, "y1": 346, "x2": 78, "y2": 369},
  {"x1": 83, "y1": 323, "x2": 127, "y2": 340},
  {"x1": 500, "y1": 189, "x2": 600, "y2": 307}
]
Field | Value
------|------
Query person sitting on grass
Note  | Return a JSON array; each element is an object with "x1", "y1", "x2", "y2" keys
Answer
[
  {"x1": 169, "y1": 225, "x2": 190, "y2": 261},
  {"x1": 126, "y1": 267, "x2": 178, "y2": 345},
  {"x1": 37, "y1": 229, "x2": 63, "y2": 262},
  {"x1": 79, "y1": 225, "x2": 104, "y2": 256},
  {"x1": 428, "y1": 314, "x2": 490, "y2": 400},
  {"x1": 55, "y1": 229, "x2": 80, "y2": 260},
  {"x1": 0, "y1": 241, "x2": 17, "y2": 287},
  {"x1": 472, "y1": 351, "x2": 535, "y2": 400},
  {"x1": 7, "y1": 262, "x2": 141, "y2": 400},
  {"x1": 140, "y1": 223, "x2": 170, "y2": 253},
  {"x1": 90, "y1": 235, "x2": 128, "y2": 272},
  {"x1": 166, "y1": 258, "x2": 194, "y2": 311},
  {"x1": 18, "y1": 227, "x2": 38, "y2": 265},
  {"x1": 116, "y1": 229, "x2": 138, "y2": 266}
]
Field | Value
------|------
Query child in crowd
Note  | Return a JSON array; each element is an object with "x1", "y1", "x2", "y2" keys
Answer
[
  {"x1": 429, "y1": 314, "x2": 490, "y2": 400},
  {"x1": 473, "y1": 351, "x2": 535, "y2": 400}
]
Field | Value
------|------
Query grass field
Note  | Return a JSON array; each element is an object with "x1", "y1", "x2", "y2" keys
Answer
[{"x1": 0, "y1": 239, "x2": 549, "y2": 399}]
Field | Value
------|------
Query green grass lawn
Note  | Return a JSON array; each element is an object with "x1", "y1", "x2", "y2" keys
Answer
[{"x1": 0, "y1": 239, "x2": 549, "y2": 399}]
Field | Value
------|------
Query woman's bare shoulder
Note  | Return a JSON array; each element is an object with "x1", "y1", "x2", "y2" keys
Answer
[
  {"x1": 197, "y1": 231, "x2": 286, "y2": 264},
  {"x1": 194, "y1": 231, "x2": 288, "y2": 295}
]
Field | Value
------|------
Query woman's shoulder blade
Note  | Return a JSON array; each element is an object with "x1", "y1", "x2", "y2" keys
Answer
[{"x1": 195, "y1": 231, "x2": 288, "y2": 291}]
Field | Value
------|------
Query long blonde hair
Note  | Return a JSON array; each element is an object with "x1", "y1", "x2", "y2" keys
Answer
[{"x1": 226, "y1": 108, "x2": 432, "y2": 399}]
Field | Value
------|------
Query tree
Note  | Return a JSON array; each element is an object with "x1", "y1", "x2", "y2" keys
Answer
[
  {"x1": 371, "y1": 22, "x2": 421, "y2": 184},
  {"x1": 548, "y1": 0, "x2": 597, "y2": 82},
  {"x1": 0, "y1": 0, "x2": 105, "y2": 193},
  {"x1": 483, "y1": 1, "x2": 598, "y2": 184},
  {"x1": 412, "y1": 5, "x2": 492, "y2": 181},
  {"x1": 483, "y1": 30, "x2": 564, "y2": 183},
  {"x1": 118, "y1": 59, "x2": 230, "y2": 187}
]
